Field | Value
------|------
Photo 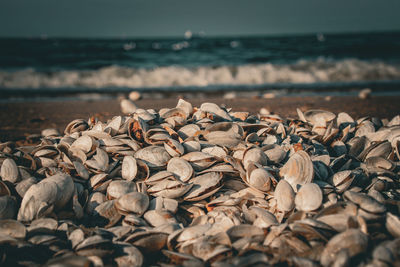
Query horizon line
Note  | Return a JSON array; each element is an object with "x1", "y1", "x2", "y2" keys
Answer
[{"x1": 0, "y1": 29, "x2": 399, "y2": 40}]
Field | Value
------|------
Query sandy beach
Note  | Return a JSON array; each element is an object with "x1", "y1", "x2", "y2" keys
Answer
[{"x1": 1, "y1": 94, "x2": 399, "y2": 142}]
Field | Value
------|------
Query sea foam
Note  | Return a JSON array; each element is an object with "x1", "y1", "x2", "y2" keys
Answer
[{"x1": 1, "y1": 58, "x2": 399, "y2": 89}]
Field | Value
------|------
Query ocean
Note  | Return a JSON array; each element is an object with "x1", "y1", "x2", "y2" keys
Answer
[{"x1": 1, "y1": 31, "x2": 400, "y2": 95}]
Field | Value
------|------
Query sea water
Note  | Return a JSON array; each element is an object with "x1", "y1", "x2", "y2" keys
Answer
[{"x1": 0, "y1": 32, "x2": 400, "y2": 93}]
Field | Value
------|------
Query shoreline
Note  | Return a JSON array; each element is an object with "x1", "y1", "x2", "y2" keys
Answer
[{"x1": 1, "y1": 94, "x2": 400, "y2": 142}]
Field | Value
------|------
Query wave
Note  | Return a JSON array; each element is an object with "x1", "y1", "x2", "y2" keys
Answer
[{"x1": 1, "y1": 58, "x2": 400, "y2": 89}]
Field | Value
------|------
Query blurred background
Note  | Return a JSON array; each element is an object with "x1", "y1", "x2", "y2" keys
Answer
[{"x1": 0, "y1": 0, "x2": 400, "y2": 97}]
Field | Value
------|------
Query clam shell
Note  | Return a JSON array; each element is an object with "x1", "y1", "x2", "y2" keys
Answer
[
  {"x1": 385, "y1": 212, "x2": 400, "y2": 238},
  {"x1": 164, "y1": 138, "x2": 185, "y2": 157},
  {"x1": 242, "y1": 147, "x2": 268, "y2": 170},
  {"x1": 181, "y1": 152, "x2": 217, "y2": 171},
  {"x1": 178, "y1": 124, "x2": 200, "y2": 140},
  {"x1": 17, "y1": 173, "x2": 74, "y2": 222},
  {"x1": 114, "y1": 242, "x2": 143, "y2": 267},
  {"x1": 106, "y1": 180, "x2": 137, "y2": 200},
  {"x1": 280, "y1": 150, "x2": 314, "y2": 191},
  {"x1": 1, "y1": 158, "x2": 20, "y2": 183},
  {"x1": 274, "y1": 179, "x2": 295, "y2": 212},
  {"x1": 167, "y1": 158, "x2": 193, "y2": 182},
  {"x1": 304, "y1": 110, "x2": 336, "y2": 125},
  {"x1": 200, "y1": 102, "x2": 232, "y2": 121},
  {"x1": 320, "y1": 229, "x2": 368, "y2": 266},
  {"x1": 0, "y1": 219, "x2": 26, "y2": 239},
  {"x1": 295, "y1": 183, "x2": 323, "y2": 212},
  {"x1": 115, "y1": 192, "x2": 149, "y2": 216},
  {"x1": 122, "y1": 156, "x2": 138, "y2": 181},
  {"x1": 71, "y1": 135, "x2": 95, "y2": 153},
  {"x1": 184, "y1": 172, "x2": 223, "y2": 201},
  {"x1": 134, "y1": 146, "x2": 171, "y2": 169}
]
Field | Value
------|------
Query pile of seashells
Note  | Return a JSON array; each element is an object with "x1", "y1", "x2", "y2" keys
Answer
[{"x1": 1, "y1": 99, "x2": 400, "y2": 266}]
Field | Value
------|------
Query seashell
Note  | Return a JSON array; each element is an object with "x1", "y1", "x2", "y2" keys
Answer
[
  {"x1": 148, "y1": 178, "x2": 192, "y2": 199},
  {"x1": 85, "y1": 148, "x2": 109, "y2": 172},
  {"x1": 120, "y1": 99, "x2": 138, "y2": 114},
  {"x1": 347, "y1": 136, "x2": 367, "y2": 157},
  {"x1": 144, "y1": 128, "x2": 170, "y2": 145},
  {"x1": 71, "y1": 135, "x2": 95, "y2": 154},
  {"x1": 320, "y1": 229, "x2": 368, "y2": 266},
  {"x1": 204, "y1": 130, "x2": 241, "y2": 148},
  {"x1": 360, "y1": 140, "x2": 392, "y2": 160},
  {"x1": 89, "y1": 173, "x2": 109, "y2": 192},
  {"x1": 280, "y1": 150, "x2": 314, "y2": 191},
  {"x1": 129, "y1": 91, "x2": 141, "y2": 101},
  {"x1": 121, "y1": 156, "x2": 138, "y2": 181},
  {"x1": 143, "y1": 209, "x2": 178, "y2": 227},
  {"x1": 73, "y1": 161, "x2": 90, "y2": 180},
  {"x1": 128, "y1": 117, "x2": 148, "y2": 142},
  {"x1": 246, "y1": 207, "x2": 278, "y2": 228},
  {"x1": 264, "y1": 145, "x2": 287, "y2": 164},
  {"x1": 343, "y1": 191, "x2": 386, "y2": 215},
  {"x1": 385, "y1": 212, "x2": 400, "y2": 238},
  {"x1": 176, "y1": 99, "x2": 193, "y2": 116},
  {"x1": 85, "y1": 192, "x2": 106, "y2": 215},
  {"x1": 134, "y1": 146, "x2": 171, "y2": 169},
  {"x1": 167, "y1": 158, "x2": 193, "y2": 182},
  {"x1": 150, "y1": 197, "x2": 179, "y2": 214},
  {"x1": 202, "y1": 146, "x2": 228, "y2": 158},
  {"x1": 242, "y1": 147, "x2": 268, "y2": 170},
  {"x1": 114, "y1": 242, "x2": 143, "y2": 267},
  {"x1": 177, "y1": 124, "x2": 200, "y2": 140},
  {"x1": 274, "y1": 179, "x2": 295, "y2": 212},
  {"x1": 75, "y1": 235, "x2": 113, "y2": 257},
  {"x1": 245, "y1": 165, "x2": 273, "y2": 193},
  {"x1": 164, "y1": 138, "x2": 185, "y2": 157},
  {"x1": 182, "y1": 140, "x2": 201, "y2": 153},
  {"x1": 64, "y1": 119, "x2": 89, "y2": 135},
  {"x1": 135, "y1": 108, "x2": 156, "y2": 123},
  {"x1": 200, "y1": 102, "x2": 232, "y2": 121},
  {"x1": 303, "y1": 110, "x2": 336, "y2": 125},
  {"x1": 16, "y1": 177, "x2": 37, "y2": 198},
  {"x1": 125, "y1": 231, "x2": 168, "y2": 254},
  {"x1": 337, "y1": 112, "x2": 354, "y2": 128},
  {"x1": 93, "y1": 200, "x2": 122, "y2": 227},
  {"x1": 17, "y1": 173, "x2": 75, "y2": 222},
  {"x1": 1, "y1": 158, "x2": 20, "y2": 183},
  {"x1": 365, "y1": 156, "x2": 395, "y2": 171},
  {"x1": 227, "y1": 224, "x2": 264, "y2": 241},
  {"x1": 184, "y1": 172, "x2": 223, "y2": 201},
  {"x1": 115, "y1": 192, "x2": 149, "y2": 216},
  {"x1": 28, "y1": 217, "x2": 58, "y2": 234},
  {"x1": 106, "y1": 180, "x2": 137, "y2": 200},
  {"x1": 161, "y1": 107, "x2": 188, "y2": 120},
  {"x1": 295, "y1": 183, "x2": 323, "y2": 212},
  {"x1": 41, "y1": 128, "x2": 60, "y2": 137},
  {"x1": 355, "y1": 120, "x2": 375, "y2": 137},
  {"x1": 2, "y1": 99, "x2": 400, "y2": 265},
  {"x1": 181, "y1": 152, "x2": 217, "y2": 171},
  {"x1": 105, "y1": 116, "x2": 123, "y2": 136},
  {"x1": 329, "y1": 170, "x2": 354, "y2": 193},
  {"x1": 0, "y1": 219, "x2": 26, "y2": 239}
]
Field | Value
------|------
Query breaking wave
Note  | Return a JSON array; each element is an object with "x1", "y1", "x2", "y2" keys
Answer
[{"x1": 1, "y1": 58, "x2": 400, "y2": 89}]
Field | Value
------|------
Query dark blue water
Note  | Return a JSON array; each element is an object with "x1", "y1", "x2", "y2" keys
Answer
[{"x1": 1, "y1": 31, "x2": 400, "y2": 90}]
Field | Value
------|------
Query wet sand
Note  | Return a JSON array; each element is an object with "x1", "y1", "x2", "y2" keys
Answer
[{"x1": 0, "y1": 95, "x2": 399, "y2": 142}]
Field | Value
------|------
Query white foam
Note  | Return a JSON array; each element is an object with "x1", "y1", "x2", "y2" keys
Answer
[{"x1": 1, "y1": 58, "x2": 399, "y2": 89}]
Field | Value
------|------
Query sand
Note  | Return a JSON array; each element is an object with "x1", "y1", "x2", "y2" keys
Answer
[{"x1": 0, "y1": 95, "x2": 399, "y2": 142}]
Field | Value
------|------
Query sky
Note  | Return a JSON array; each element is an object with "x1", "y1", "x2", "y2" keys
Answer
[{"x1": 0, "y1": 0, "x2": 399, "y2": 38}]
